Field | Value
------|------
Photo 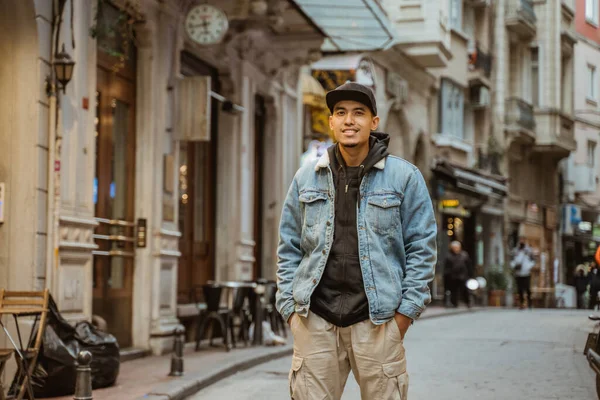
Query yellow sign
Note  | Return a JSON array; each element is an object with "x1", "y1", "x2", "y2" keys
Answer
[{"x1": 441, "y1": 199, "x2": 460, "y2": 208}]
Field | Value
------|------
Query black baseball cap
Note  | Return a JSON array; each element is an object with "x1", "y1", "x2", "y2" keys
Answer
[{"x1": 326, "y1": 82, "x2": 377, "y2": 116}]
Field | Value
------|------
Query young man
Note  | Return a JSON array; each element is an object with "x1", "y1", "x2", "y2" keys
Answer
[{"x1": 276, "y1": 82, "x2": 437, "y2": 399}]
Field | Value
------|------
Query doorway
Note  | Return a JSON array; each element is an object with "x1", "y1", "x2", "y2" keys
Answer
[
  {"x1": 177, "y1": 52, "x2": 218, "y2": 304},
  {"x1": 92, "y1": 8, "x2": 137, "y2": 347}
]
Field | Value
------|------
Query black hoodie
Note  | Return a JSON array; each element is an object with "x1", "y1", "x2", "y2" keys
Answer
[{"x1": 310, "y1": 132, "x2": 390, "y2": 327}]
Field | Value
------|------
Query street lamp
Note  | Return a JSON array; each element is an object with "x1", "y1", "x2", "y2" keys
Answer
[{"x1": 53, "y1": 44, "x2": 75, "y2": 94}]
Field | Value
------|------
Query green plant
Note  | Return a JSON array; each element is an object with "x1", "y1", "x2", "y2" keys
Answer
[
  {"x1": 90, "y1": 0, "x2": 141, "y2": 73},
  {"x1": 485, "y1": 269, "x2": 508, "y2": 291}
]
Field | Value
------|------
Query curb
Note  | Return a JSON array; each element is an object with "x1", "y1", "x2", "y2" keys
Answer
[
  {"x1": 136, "y1": 345, "x2": 293, "y2": 400},
  {"x1": 138, "y1": 307, "x2": 481, "y2": 399}
]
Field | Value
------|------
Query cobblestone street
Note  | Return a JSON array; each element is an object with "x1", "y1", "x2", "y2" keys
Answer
[{"x1": 189, "y1": 309, "x2": 598, "y2": 399}]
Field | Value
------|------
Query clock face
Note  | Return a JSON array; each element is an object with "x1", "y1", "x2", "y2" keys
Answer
[{"x1": 185, "y1": 5, "x2": 229, "y2": 45}]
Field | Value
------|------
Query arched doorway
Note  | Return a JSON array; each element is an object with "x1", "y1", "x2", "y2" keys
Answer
[
  {"x1": 413, "y1": 133, "x2": 428, "y2": 174},
  {"x1": 384, "y1": 111, "x2": 409, "y2": 158}
]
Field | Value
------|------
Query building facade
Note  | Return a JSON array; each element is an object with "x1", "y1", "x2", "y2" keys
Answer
[
  {"x1": 0, "y1": 0, "x2": 325, "y2": 355},
  {"x1": 493, "y1": 0, "x2": 576, "y2": 299},
  {"x1": 561, "y1": 0, "x2": 600, "y2": 286}
]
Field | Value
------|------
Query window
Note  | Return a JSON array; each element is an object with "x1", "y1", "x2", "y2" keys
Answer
[
  {"x1": 531, "y1": 47, "x2": 539, "y2": 106},
  {"x1": 588, "y1": 141, "x2": 597, "y2": 167},
  {"x1": 449, "y1": 0, "x2": 462, "y2": 30},
  {"x1": 587, "y1": 0, "x2": 599, "y2": 25},
  {"x1": 589, "y1": 64, "x2": 597, "y2": 100},
  {"x1": 440, "y1": 79, "x2": 464, "y2": 139}
]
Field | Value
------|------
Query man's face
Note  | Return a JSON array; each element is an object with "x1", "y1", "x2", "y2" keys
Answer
[
  {"x1": 329, "y1": 100, "x2": 379, "y2": 149},
  {"x1": 451, "y1": 243, "x2": 461, "y2": 254}
]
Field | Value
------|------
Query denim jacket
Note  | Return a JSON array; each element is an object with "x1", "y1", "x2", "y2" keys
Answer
[{"x1": 276, "y1": 150, "x2": 437, "y2": 325}]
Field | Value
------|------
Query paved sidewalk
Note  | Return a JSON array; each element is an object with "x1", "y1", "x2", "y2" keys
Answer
[{"x1": 46, "y1": 306, "x2": 478, "y2": 400}]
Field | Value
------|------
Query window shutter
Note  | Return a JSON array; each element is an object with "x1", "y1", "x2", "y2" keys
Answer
[{"x1": 175, "y1": 76, "x2": 212, "y2": 141}]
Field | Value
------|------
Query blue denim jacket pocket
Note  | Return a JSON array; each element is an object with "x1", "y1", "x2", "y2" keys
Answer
[{"x1": 366, "y1": 193, "x2": 403, "y2": 235}]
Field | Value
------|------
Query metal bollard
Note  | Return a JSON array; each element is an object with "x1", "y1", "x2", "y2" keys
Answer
[
  {"x1": 169, "y1": 327, "x2": 185, "y2": 377},
  {"x1": 252, "y1": 284, "x2": 265, "y2": 346},
  {"x1": 73, "y1": 350, "x2": 93, "y2": 400}
]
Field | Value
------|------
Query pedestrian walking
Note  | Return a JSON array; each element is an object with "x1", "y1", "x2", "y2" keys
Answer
[
  {"x1": 510, "y1": 240, "x2": 535, "y2": 309},
  {"x1": 276, "y1": 82, "x2": 437, "y2": 400},
  {"x1": 444, "y1": 241, "x2": 473, "y2": 308},
  {"x1": 589, "y1": 263, "x2": 600, "y2": 310},
  {"x1": 574, "y1": 265, "x2": 589, "y2": 309}
]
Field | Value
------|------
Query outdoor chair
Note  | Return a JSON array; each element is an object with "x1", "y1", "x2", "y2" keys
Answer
[
  {"x1": 230, "y1": 286, "x2": 253, "y2": 348},
  {"x1": 0, "y1": 289, "x2": 50, "y2": 400},
  {"x1": 194, "y1": 284, "x2": 233, "y2": 352},
  {"x1": 0, "y1": 350, "x2": 13, "y2": 400}
]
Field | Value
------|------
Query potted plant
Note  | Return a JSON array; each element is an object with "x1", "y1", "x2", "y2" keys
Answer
[{"x1": 486, "y1": 269, "x2": 508, "y2": 307}]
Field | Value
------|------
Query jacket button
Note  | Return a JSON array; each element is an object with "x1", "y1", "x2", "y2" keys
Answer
[
  {"x1": 313, "y1": 279, "x2": 317, "y2": 284},
  {"x1": 326, "y1": 221, "x2": 331, "y2": 226},
  {"x1": 322, "y1": 249, "x2": 327, "y2": 255}
]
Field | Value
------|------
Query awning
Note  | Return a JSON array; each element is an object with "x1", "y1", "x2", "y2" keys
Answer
[
  {"x1": 433, "y1": 160, "x2": 508, "y2": 199},
  {"x1": 301, "y1": 74, "x2": 327, "y2": 108},
  {"x1": 291, "y1": 0, "x2": 397, "y2": 52}
]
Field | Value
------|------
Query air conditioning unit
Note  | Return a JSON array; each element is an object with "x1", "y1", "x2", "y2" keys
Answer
[
  {"x1": 387, "y1": 72, "x2": 408, "y2": 111},
  {"x1": 470, "y1": 85, "x2": 490, "y2": 109}
]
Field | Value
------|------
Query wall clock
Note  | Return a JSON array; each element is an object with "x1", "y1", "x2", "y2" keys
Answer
[{"x1": 185, "y1": 4, "x2": 229, "y2": 45}]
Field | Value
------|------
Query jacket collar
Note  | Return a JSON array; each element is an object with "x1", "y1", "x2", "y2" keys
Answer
[{"x1": 314, "y1": 150, "x2": 386, "y2": 171}]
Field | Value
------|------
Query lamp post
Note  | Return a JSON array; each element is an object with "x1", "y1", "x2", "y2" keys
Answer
[{"x1": 53, "y1": 43, "x2": 75, "y2": 94}]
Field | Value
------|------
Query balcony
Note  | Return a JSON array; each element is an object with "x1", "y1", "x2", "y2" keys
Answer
[
  {"x1": 572, "y1": 164, "x2": 597, "y2": 194},
  {"x1": 505, "y1": 0, "x2": 536, "y2": 40},
  {"x1": 505, "y1": 97, "x2": 536, "y2": 143},
  {"x1": 468, "y1": 45, "x2": 492, "y2": 88},
  {"x1": 465, "y1": 0, "x2": 491, "y2": 8},
  {"x1": 561, "y1": 0, "x2": 575, "y2": 17},
  {"x1": 533, "y1": 110, "x2": 576, "y2": 156},
  {"x1": 382, "y1": 0, "x2": 452, "y2": 67}
]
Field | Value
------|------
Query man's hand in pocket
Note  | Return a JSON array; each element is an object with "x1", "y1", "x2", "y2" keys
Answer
[{"x1": 393, "y1": 313, "x2": 412, "y2": 340}]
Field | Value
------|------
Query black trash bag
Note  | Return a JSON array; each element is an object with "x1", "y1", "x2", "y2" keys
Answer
[{"x1": 10, "y1": 295, "x2": 120, "y2": 398}]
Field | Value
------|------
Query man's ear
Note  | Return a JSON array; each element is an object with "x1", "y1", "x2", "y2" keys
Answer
[
  {"x1": 329, "y1": 115, "x2": 334, "y2": 131},
  {"x1": 371, "y1": 115, "x2": 380, "y2": 131}
]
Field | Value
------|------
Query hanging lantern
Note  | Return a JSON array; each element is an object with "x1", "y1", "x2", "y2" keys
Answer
[{"x1": 53, "y1": 44, "x2": 75, "y2": 93}]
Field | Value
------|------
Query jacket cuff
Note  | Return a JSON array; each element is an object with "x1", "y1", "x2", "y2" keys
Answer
[
  {"x1": 397, "y1": 301, "x2": 424, "y2": 322},
  {"x1": 279, "y1": 302, "x2": 296, "y2": 323}
]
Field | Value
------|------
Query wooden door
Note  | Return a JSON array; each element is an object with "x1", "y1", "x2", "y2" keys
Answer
[{"x1": 93, "y1": 65, "x2": 136, "y2": 348}]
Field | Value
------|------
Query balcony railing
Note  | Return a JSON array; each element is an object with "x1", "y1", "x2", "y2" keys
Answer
[
  {"x1": 505, "y1": 97, "x2": 535, "y2": 132},
  {"x1": 515, "y1": 0, "x2": 536, "y2": 25},
  {"x1": 469, "y1": 46, "x2": 492, "y2": 78},
  {"x1": 505, "y1": 0, "x2": 536, "y2": 39}
]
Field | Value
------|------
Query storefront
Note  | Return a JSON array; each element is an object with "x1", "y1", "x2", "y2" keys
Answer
[
  {"x1": 432, "y1": 160, "x2": 507, "y2": 300},
  {"x1": 562, "y1": 204, "x2": 600, "y2": 286}
]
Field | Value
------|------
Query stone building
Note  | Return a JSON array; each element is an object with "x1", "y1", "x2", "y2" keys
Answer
[
  {"x1": 561, "y1": 0, "x2": 600, "y2": 286},
  {"x1": 0, "y1": 0, "x2": 326, "y2": 355}
]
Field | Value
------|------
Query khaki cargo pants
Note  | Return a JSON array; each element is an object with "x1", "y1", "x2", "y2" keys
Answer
[{"x1": 288, "y1": 311, "x2": 409, "y2": 400}]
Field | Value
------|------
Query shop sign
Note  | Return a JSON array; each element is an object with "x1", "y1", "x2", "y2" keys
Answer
[
  {"x1": 562, "y1": 204, "x2": 582, "y2": 236},
  {"x1": 441, "y1": 199, "x2": 460, "y2": 208},
  {"x1": 579, "y1": 221, "x2": 593, "y2": 232},
  {"x1": 593, "y1": 224, "x2": 600, "y2": 239}
]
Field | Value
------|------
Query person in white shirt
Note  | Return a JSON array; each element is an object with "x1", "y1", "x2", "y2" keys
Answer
[{"x1": 510, "y1": 241, "x2": 535, "y2": 309}]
